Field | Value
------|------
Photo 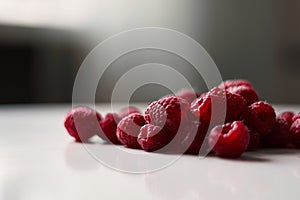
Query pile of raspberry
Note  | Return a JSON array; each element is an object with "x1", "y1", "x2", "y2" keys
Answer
[{"x1": 64, "y1": 79, "x2": 300, "y2": 158}]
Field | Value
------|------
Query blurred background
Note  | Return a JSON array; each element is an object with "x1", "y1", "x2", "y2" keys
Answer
[{"x1": 0, "y1": 0, "x2": 299, "y2": 104}]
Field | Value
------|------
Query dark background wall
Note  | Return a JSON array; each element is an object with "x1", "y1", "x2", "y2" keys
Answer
[
  {"x1": 0, "y1": 0, "x2": 299, "y2": 104},
  {"x1": 0, "y1": 26, "x2": 85, "y2": 103}
]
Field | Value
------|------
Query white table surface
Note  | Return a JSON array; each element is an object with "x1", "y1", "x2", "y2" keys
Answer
[{"x1": 1, "y1": 103, "x2": 300, "y2": 200}]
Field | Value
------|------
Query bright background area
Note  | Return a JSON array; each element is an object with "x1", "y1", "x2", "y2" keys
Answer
[{"x1": 0, "y1": 0, "x2": 299, "y2": 103}]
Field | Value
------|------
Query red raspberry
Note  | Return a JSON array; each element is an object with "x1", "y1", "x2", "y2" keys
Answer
[
  {"x1": 176, "y1": 89, "x2": 200, "y2": 104},
  {"x1": 190, "y1": 87, "x2": 247, "y2": 124},
  {"x1": 99, "y1": 113, "x2": 122, "y2": 144},
  {"x1": 138, "y1": 119, "x2": 203, "y2": 154},
  {"x1": 64, "y1": 106, "x2": 102, "y2": 142},
  {"x1": 116, "y1": 113, "x2": 146, "y2": 149},
  {"x1": 218, "y1": 79, "x2": 253, "y2": 89},
  {"x1": 138, "y1": 124, "x2": 170, "y2": 152},
  {"x1": 159, "y1": 118, "x2": 203, "y2": 154},
  {"x1": 243, "y1": 101, "x2": 276, "y2": 135},
  {"x1": 184, "y1": 121, "x2": 208, "y2": 155},
  {"x1": 246, "y1": 129, "x2": 261, "y2": 151},
  {"x1": 199, "y1": 92, "x2": 208, "y2": 98},
  {"x1": 277, "y1": 111, "x2": 295, "y2": 127},
  {"x1": 145, "y1": 96, "x2": 190, "y2": 135},
  {"x1": 209, "y1": 121, "x2": 250, "y2": 158},
  {"x1": 118, "y1": 106, "x2": 140, "y2": 118},
  {"x1": 292, "y1": 113, "x2": 300, "y2": 122},
  {"x1": 261, "y1": 118, "x2": 290, "y2": 148},
  {"x1": 226, "y1": 85, "x2": 259, "y2": 105},
  {"x1": 290, "y1": 119, "x2": 300, "y2": 148}
]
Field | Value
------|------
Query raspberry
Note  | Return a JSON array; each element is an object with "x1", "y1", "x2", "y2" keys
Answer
[
  {"x1": 246, "y1": 129, "x2": 261, "y2": 151},
  {"x1": 243, "y1": 101, "x2": 276, "y2": 135},
  {"x1": 138, "y1": 118, "x2": 204, "y2": 154},
  {"x1": 277, "y1": 111, "x2": 295, "y2": 127},
  {"x1": 64, "y1": 106, "x2": 102, "y2": 142},
  {"x1": 99, "y1": 113, "x2": 122, "y2": 144},
  {"x1": 219, "y1": 79, "x2": 258, "y2": 105},
  {"x1": 138, "y1": 124, "x2": 171, "y2": 152},
  {"x1": 145, "y1": 96, "x2": 190, "y2": 135},
  {"x1": 159, "y1": 118, "x2": 202, "y2": 154},
  {"x1": 226, "y1": 85, "x2": 259, "y2": 105},
  {"x1": 261, "y1": 118, "x2": 290, "y2": 148},
  {"x1": 290, "y1": 119, "x2": 300, "y2": 148},
  {"x1": 292, "y1": 113, "x2": 300, "y2": 122},
  {"x1": 118, "y1": 106, "x2": 140, "y2": 118},
  {"x1": 190, "y1": 87, "x2": 247, "y2": 124},
  {"x1": 209, "y1": 121, "x2": 250, "y2": 158},
  {"x1": 184, "y1": 121, "x2": 208, "y2": 155},
  {"x1": 116, "y1": 113, "x2": 146, "y2": 149},
  {"x1": 199, "y1": 92, "x2": 208, "y2": 99},
  {"x1": 176, "y1": 89, "x2": 200, "y2": 104},
  {"x1": 218, "y1": 79, "x2": 253, "y2": 89}
]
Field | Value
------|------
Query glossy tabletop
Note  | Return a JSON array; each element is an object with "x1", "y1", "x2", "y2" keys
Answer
[{"x1": 0, "y1": 104, "x2": 300, "y2": 200}]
